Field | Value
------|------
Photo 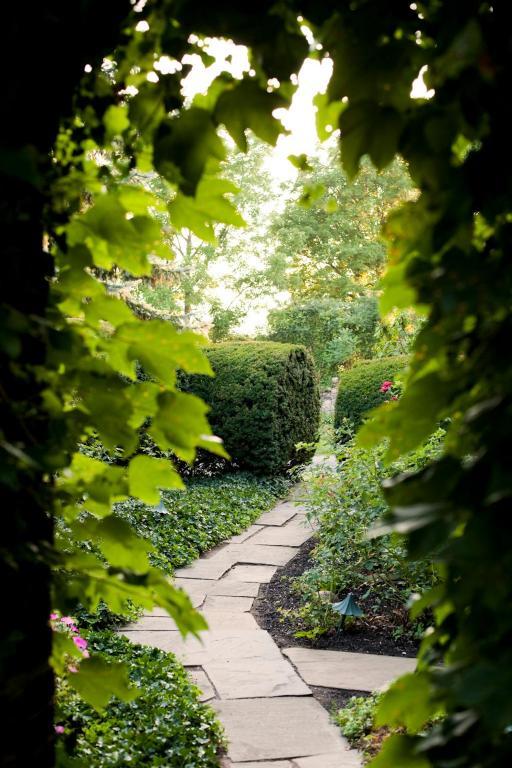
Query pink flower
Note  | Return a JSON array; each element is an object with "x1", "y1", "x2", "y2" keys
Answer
[
  {"x1": 50, "y1": 613, "x2": 59, "y2": 621},
  {"x1": 54, "y1": 725, "x2": 65, "y2": 735},
  {"x1": 68, "y1": 665, "x2": 78, "y2": 673},
  {"x1": 380, "y1": 380, "x2": 393, "y2": 393},
  {"x1": 69, "y1": 625, "x2": 79, "y2": 633},
  {"x1": 61, "y1": 616, "x2": 75, "y2": 626},
  {"x1": 82, "y1": 650, "x2": 90, "y2": 658},
  {"x1": 73, "y1": 636, "x2": 88, "y2": 651},
  {"x1": 391, "y1": 395, "x2": 398, "y2": 401}
]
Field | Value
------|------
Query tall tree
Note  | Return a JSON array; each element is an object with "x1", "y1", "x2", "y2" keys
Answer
[{"x1": 267, "y1": 151, "x2": 412, "y2": 299}]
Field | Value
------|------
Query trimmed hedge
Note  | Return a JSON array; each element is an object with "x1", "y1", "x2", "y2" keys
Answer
[
  {"x1": 334, "y1": 355, "x2": 408, "y2": 432},
  {"x1": 183, "y1": 341, "x2": 320, "y2": 474}
]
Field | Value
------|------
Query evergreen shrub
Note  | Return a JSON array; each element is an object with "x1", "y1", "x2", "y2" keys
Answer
[
  {"x1": 183, "y1": 341, "x2": 320, "y2": 473},
  {"x1": 334, "y1": 355, "x2": 408, "y2": 432}
]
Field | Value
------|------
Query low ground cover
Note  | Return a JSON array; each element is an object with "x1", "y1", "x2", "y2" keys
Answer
[
  {"x1": 55, "y1": 632, "x2": 224, "y2": 768},
  {"x1": 117, "y1": 472, "x2": 292, "y2": 574},
  {"x1": 334, "y1": 693, "x2": 387, "y2": 763}
]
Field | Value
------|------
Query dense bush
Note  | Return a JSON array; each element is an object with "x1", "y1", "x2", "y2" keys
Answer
[
  {"x1": 267, "y1": 297, "x2": 379, "y2": 382},
  {"x1": 183, "y1": 341, "x2": 320, "y2": 474},
  {"x1": 289, "y1": 433, "x2": 444, "y2": 640},
  {"x1": 56, "y1": 632, "x2": 224, "y2": 768},
  {"x1": 334, "y1": 355, "x2": 408, "y2": 432},
  {"x1": 117, "y1": 472, "x2": 292, "y2": 574}
]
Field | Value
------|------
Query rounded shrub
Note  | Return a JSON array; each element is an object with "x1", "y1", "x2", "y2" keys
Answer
[
  {"x1": 334, "y1": 355, "x2": 408, "y2": 432},
  {"x1": 183, "y1": 341, "x2": 320, "y2": 474}
]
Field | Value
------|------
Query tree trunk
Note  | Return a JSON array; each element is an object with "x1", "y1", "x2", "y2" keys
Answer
[
  {"x1": 0, "y1": 175, "x2": 55, "y2": 767},
  {"x1": 0, "y1": 5, "x2": 132, "y2": 765}
]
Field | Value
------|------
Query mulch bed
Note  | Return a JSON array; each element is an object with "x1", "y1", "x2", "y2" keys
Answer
[{"x1": 253, "y1": 538, "x2": 419, "y2": 658}]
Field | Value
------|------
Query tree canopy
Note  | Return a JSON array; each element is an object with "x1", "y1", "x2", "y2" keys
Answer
[{"x1": 267, "y1": 153, "x2": 411, "y2": 299}]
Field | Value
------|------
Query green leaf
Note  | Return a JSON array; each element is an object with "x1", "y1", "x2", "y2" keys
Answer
[
  {"x1": 84, "y1": 296, "x2": 135, "y2": 328},
  {"x1": 313, "y1": 92, "x2": 345, "y2": 142},
  {"x1": 168, "y1": 176, "x2": 245, "y2": 243},
  {"x1": 376, "y1": 673, "x2": 440, "y2": 732},
  {"x1": 154, "y1": 108, "x2": 226, "y2": 195},
  {"x1": 103, "y1": 104, "x2": 129, "y2": 139},
  {"x1": 340, "y1": 102, "x2": 402, "y2": 178},
  {"x1": 67, "y1": 194, "x2": 160, "y2": 275},
  {"x1": 195, "y1": 175, "x2": 246, "y2": 227},
  {"x1": 288, "y1": 154, "x2": 313, "y2": 171},
  {"x1": 115, "y1": 321, "x2": 213, "y2": 383},
  {"x1": 57, "y1": 454, "x2": 127, "y2": 516},
  {"x1": 168, "y1": 193, "x2": 218, "y2": 243},
  {"x1": 299, "y1": 183, "x2": 325, "y2": 207},
  {"x1": 94, "y1": 515, "x2": 154, "y2": 572},
  {"x1": 128, "y1": 84, "x2": 165, "y2": 140},
  {"x1": 214, "y1": 80, "x2": 287, "y2": 151},
  {"x1": 69, "y1": 656, "x2": 138, "y2": 712},
  {"x1": 149, "y1": 390, "x2": 222, "y2": 462},
  {"x1": 369, "y1": 734, "x2": 429, "y2": 768},
  {"x1": 79, "y1": 382, "x2": 137, "y2": 452},
  {"x1": 128, "y1": 455, "x2": 184, "y2": 504}
]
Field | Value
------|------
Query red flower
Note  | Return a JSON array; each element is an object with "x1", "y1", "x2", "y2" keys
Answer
[{"x1": 380, "y1": 380, "x2": 393, "y2": 393}]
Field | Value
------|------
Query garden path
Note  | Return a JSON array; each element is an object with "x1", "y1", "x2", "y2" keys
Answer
[{"x1": 122, "y1": 484, "x2": 415, "y2": 766}]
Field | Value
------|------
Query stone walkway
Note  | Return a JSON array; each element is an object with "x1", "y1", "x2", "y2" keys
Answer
[{"x1": 122, "y1": 488, "x2": 417, "y2": 766}]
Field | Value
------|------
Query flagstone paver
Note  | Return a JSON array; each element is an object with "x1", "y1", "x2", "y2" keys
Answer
[
  {"x1": 125, "y1": 616, "x2": 185, "y2": 631},
  {"x1": 231, "y1": 762, "x2": 293, "y2": 768},
  {"x1": 202, "y1": 595, "x2": 254, "y2": 612},
  {"x1": 295, "y1": 752, "x2": 362, "y2": 767},
  {"x1": 205, "y1": 652, "x2": 310, "y2": 699},
  {"x1": 257, "y1": 503, "x2": 300, "y2": 526},
  {"x1": 228, "y1": 524, "x2": 264, "y2": 543},
  {"x1": 212, "y1": 697, "x2": 348, "y2": 762},
  {"x1": 174, "y1": 577, "x2": 260, "y2": 597},
  {"x1": 188, "y1": 668, "x2": 216, "y2": 702},
  {"x1": 223, "y1": 564, "x2": 278, "y2": 583},
  {"x1": 220, "y1": 542, "x2": 299, "y2": 566},
  {"x1": 200, "y1": 610, "x2": 260, "y2": 631},
  {"x1": 174, "y1": 558, "x2": 233, "y2": 580},
  {"x1": 122, "y1": 484, "x2": 405, "y2": 766},
  {"x1": 283, "y1": 647, "x2": 416, "y2": 692},
  {"x1": 250, "y1": 518, "x2": 314, "y2": 547}
]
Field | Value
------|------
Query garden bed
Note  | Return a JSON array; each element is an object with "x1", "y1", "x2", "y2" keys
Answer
[{"x1": 254, "y1": 539, "x2": 418, "y2": 657}]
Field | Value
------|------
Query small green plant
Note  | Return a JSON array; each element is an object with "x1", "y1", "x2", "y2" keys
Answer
[
  {"x1": 335, "y1": 693, "x2": 381, "y2": 744},
  {"x1": 288, "y1": 431, "x2": 444, "y2": 640}
]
